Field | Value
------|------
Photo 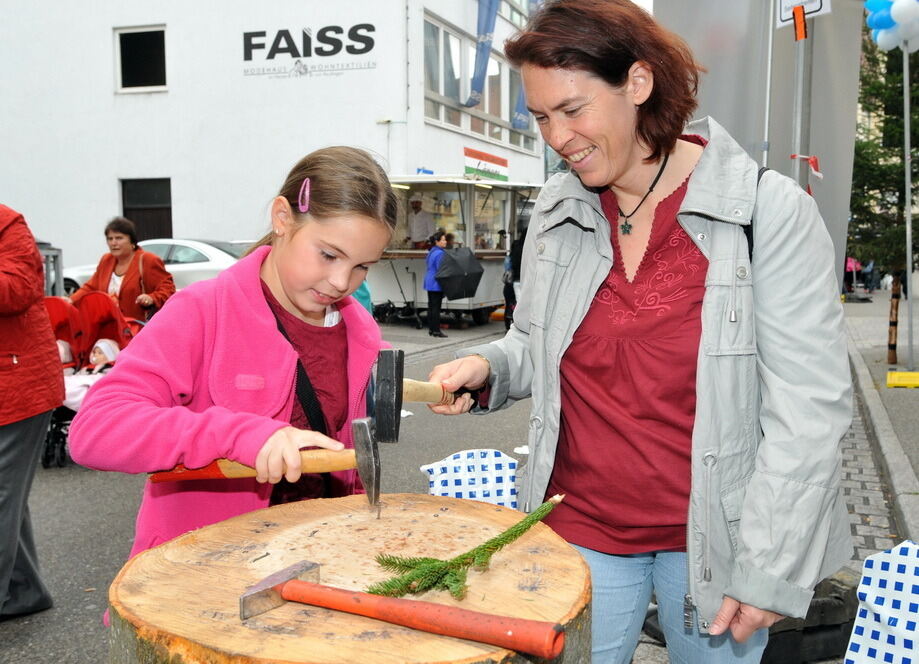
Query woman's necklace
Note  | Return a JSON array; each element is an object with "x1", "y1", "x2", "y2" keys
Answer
[{"x1": 616, "y1": 152, "x2": 670, "y2": 235}]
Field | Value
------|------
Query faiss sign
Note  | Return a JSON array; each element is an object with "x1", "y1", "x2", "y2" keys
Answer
[{"x1": 243, "y1": 24, "x2": 375, "y2": 60}]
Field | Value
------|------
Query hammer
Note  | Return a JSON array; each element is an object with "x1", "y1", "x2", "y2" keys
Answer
[
  {"x1": 149, "y1": 417, "x2": 381, "y2": 507},
  {"x1": 149, "y1": 350, "x2": 474, "y2": 486},
  {"x1": 239, "y1": 560, "x2": 565, "y2": 659}
]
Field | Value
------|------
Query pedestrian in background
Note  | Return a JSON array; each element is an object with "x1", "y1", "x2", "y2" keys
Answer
[
  {"x1": 68, "y1": 217, "x2": 175, "y2": 323},
  {"x1": 427, "y1": 1, "x2": 852, "y2": 661},
  {"x1": 425, "y1": 231, "x2": 448, "y2": 338},
  {"x1": 862, "y1": 259, "x2": 875, "y2": 293},
  {"x1": 0, "y1": 204, "x2": 64, "y2": 620}
]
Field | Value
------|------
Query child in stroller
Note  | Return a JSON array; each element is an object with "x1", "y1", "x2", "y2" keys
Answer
[
  {"x1": 63, "y1": 339, "x2": 119, "y2": 405},
  {"x1": 42, "y1": 292, "x2": 133, "y2": 468},
  {"x1": 44, "y1": 339, "x2": 120, "y2": 468}
]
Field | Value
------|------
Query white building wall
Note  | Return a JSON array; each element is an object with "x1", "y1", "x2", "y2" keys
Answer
[{"x1": 1, "y1": 0, "x2": 543, "y2": 267}]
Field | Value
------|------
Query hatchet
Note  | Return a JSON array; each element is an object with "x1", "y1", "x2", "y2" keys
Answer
[{"x1": 239, "y1": 560, "x2": 565, "y2": 659}]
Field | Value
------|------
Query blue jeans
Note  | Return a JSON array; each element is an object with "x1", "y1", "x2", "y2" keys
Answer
[{"x1": 573, "y1": 545, "x2": 768, "y2": 664}]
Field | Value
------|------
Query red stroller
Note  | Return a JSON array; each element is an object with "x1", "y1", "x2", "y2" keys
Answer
[
  {"x1": 41, "y1": 293, "x2": 140, "y2": 467},
  {"x1": 43, "y1": 296, "x2": 85, "y2": 370},
  {"x1": 72, "y1": 291, "x2": 136, "y2": 353}
]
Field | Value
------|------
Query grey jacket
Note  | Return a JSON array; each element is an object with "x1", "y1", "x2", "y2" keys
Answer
[{"x1": 460, "y1": 117, "x2": 853, "y2": 627}]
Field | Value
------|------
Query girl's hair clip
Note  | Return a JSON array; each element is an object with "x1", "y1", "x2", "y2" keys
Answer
[{"x1": 297, "y1": 177, "x2": 311, "y2": 214}]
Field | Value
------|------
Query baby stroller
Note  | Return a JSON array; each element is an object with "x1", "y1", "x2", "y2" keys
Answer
[
  {"x1": 41, "y1": 293, "x2": 135, "y2": 467},
  {"x1": 42, "y1": 297, "x2": 85, "y2": 467},
  {"x1": 73, "y1": 291, "x2": 137, "y2": 352}
]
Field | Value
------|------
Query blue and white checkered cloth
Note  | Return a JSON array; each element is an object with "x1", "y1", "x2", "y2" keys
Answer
[
  {"x1": 847, "y1": 540, "x2": 919, "y2": 664},
  {"x1": 420, "y1": 449, "x2": 518, "y2": 508}
]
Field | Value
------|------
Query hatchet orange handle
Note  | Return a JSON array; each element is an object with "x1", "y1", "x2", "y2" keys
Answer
[
  {"x1": 278, "y1": 580, "x2": 565, "y2": 659},
  {"x1": 148, "y1": 449, "x2": 357, "y2": 483}
]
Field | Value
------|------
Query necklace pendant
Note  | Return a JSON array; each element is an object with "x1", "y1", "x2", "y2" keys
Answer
[{"x1": 620, "y1": 220, "x2": 633, "y2": 235}]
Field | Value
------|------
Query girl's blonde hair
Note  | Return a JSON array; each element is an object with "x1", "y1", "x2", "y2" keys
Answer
[{"x1": 249, "y1": 146, "x2": 399, "y2": 252}]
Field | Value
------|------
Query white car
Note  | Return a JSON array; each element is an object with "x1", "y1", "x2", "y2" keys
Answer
[{"x1": 63, "y1": 238, "x2": 253, "y2": 293}]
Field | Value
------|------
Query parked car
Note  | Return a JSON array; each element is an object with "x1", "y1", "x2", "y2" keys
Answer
[{"x1": 62, "y1": 239, "x2": 253, "y2": 293}]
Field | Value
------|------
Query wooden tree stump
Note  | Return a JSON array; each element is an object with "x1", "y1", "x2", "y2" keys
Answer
[{"x1": 108, "y1": 493, "x2": 591, "y2": 663}]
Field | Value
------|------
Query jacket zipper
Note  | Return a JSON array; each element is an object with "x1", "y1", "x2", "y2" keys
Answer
[{"x1": 702, "y1": 452, "x2": 716, "y2": 583}]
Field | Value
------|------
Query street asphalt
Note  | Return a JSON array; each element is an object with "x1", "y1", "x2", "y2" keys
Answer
[{"x1": 1, "y1": 294, "x2": 915, "y2": 663}]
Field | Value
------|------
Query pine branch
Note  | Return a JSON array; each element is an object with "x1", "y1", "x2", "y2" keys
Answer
[{"x1": 366, "y1": 495, "x2": 564, "y2": 599}]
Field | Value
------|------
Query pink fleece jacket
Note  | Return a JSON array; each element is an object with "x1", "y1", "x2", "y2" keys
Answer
[{"x1": 69, "y1": 246, "x2": 382, "y2": 558}]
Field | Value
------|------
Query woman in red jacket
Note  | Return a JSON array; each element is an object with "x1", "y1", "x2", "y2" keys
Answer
[
  {"x1": 69, "y1": 217, "x2": 175, "y2": 321},
  {"x1": 0, "y1": 204, "x2": 64, "y2": 619}
]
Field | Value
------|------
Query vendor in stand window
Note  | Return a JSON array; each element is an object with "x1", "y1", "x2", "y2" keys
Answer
[{"x1": 406, "y1": 193, "x2": 435, "y2": 249}]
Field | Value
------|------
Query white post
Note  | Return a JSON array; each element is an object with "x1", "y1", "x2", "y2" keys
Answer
[
  {"x1": 762, "y1": 0, "x2": 776, "y2": 166},
  {"x1": 790, "y1": 18, "x2": 814, "y2": 187}
]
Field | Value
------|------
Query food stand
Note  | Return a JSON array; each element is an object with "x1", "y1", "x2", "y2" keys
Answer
[{"x1": 368, "y1": 176, "x2": 539, "y2": 325}]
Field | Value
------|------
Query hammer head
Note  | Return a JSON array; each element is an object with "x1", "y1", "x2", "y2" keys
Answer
[
  {"x1": 239, "y1": 560, "x2": 320, "y2": 620},
  {"x1": 373, "y1": 349, "x2": 404, "y2": 443},
  {"x1": 352, "y1": 417, "x2": 380, "y2": 508}
]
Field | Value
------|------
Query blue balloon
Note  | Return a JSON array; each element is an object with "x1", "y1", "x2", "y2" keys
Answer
[
  {"x1": 865, "y1": 0, "x2": 893, "y2": 12},
  {"x1": 867, "y1": 7, "x2": 897, "y2": 29},
  {"x1": 872, "y1": 28, "x2": 880, "y2": 42}
]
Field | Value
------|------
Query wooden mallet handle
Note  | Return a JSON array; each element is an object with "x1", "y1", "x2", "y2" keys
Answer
[
  {"x1": 149, "y1": 449, "x2": 357, "y2": 483},
  {"x1": 402, "y1": 378, "x2": 456, "y2": 405}
]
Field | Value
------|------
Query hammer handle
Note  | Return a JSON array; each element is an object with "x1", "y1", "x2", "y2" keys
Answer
[
  {"x1": 279, "y1": 580, "x2": 565, "y2": 659},
  {"x1": 402, "y1": 378, "x2": 456, "y2": 405},
  {"x1": 148, "y1": 449, "x2": 357, "y2": 483}
]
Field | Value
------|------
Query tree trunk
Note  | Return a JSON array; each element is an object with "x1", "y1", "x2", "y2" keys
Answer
[{"x1": 108, "y1": 493, "x2": 591, "y2": 663}]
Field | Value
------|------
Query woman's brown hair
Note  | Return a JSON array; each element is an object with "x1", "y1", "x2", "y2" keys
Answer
[
  {"x1": 105, "y1": 217, "x2": 138, "y2": 247},
  {"x1": 249, "y1": 146, "x2": 400, "y2": 253},
  {"x1": 504, "y1": 0, "x2": 704, "y2": 162}
]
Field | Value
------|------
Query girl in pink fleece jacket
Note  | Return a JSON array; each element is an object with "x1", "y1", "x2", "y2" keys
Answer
[{"x1": 69, "y1": 147, "x2": 399, "y2": 560}]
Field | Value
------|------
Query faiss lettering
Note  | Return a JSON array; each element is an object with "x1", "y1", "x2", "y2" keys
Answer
[
  {"x1": 243, "y1": 24, "x2": 376, "y2": 61},
  {"x1": 315, "y1": 25, "x2": 343, "y2": 56},
  {"x1": 346, "y1": 24, "x2": 375, "y2": 54},
  {"x1": 243, "y1": 31, "x2": 266, "y2": 60},
  {"x1": 268, "y1": 30, "x2": 300, "y2": 59}
]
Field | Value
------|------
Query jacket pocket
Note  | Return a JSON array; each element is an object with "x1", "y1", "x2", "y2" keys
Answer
[
  {"x1": 528, "y1": 238, "x2": 577, "y2": 329},
  {"x1": 702, "y1": 259, "x2": 755, "y2": 355},
  {"x1": 720, "y1": 478, "x2": 750, "y2": 554}
]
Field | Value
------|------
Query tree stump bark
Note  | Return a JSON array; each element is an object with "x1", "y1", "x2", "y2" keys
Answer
[{"x1": 108, "y1": 493, "x2": 591, "y2": 663}]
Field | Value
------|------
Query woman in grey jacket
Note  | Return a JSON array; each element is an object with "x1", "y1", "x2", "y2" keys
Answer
[{"x1": 428, "y1": 1, "x2": 853, "y2": 662}]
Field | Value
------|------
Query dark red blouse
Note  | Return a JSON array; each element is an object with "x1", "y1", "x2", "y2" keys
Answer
[
  {"x1": 261, "y1": 281, "x2": 349, "y2": 503},
  {"x1": 543, "y1": 171, "x2": 708, "y2": 554}
]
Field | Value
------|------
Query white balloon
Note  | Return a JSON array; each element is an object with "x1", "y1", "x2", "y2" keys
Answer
[
  {"x1": 899, "y1": 18, "x2": 919, "y2": 41},
  {"x1": 891, "y1": 0, "x2": 919, "y2": 25},
  {"x1": 877, "y1": 27, "x2": 902, "y2": 50},
  {"x1": 909, "y1": 38, "x2": 919, "y2": 52}
]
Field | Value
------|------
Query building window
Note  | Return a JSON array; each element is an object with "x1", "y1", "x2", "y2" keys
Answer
[
  {"x1": 423, "y1": 21, "x2": 440, "y2": 121},
  {"x1": 116, "y1": 27, "x2": 166, "y2": 91},
  {"x1": 423, "y1": 17, "x2": 537, "y2": 152},
  {"x1": 499, "y1": 0, "x2": 529, "y2": 28},
  {"x1": 122, "y1": 178, "x2": 172, "y2": 240},
  {"x1": 507, "y1": 69, "x2": 534, "y2": 151}
]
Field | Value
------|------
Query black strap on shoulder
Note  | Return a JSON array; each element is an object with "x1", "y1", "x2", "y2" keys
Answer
[
  {"x1": 271, "y1": 312, "x2": 328, "y2": 436},
  {"x1": 744, "y1": 166, "x2": 770, "y2": 262}
]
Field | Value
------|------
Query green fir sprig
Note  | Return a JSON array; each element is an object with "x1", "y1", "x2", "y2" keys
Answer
[{"x1": 366, "y1": 494, "x2": 564, "y2": 599}]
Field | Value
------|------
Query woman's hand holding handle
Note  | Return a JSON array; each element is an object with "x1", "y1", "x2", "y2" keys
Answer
[{"x1": 426, "y1": 355, "x2": 490, "y2": 416}]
